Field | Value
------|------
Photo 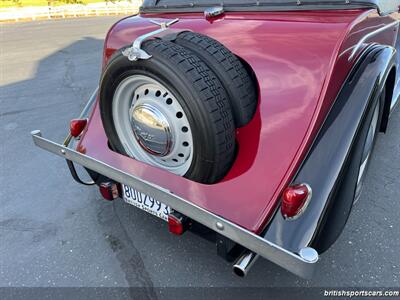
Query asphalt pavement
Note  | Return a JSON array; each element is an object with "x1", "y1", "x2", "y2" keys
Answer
[{"x1": 0, "y1": 17, "x2": 399, "y2": 298}]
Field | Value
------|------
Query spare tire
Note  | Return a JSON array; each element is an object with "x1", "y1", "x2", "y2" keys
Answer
[
  {"x1": 173, "y1": 31, "x2": 258, "y2": 127},
  {"x1": 99, "y1": 39, "x2": 236, "y2": 184}
]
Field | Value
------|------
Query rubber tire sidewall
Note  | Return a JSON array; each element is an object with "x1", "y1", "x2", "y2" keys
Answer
[
  {"x1": 313, "y1": 87, "x2": 385, "y2": 253},
  {"x1": 353, "y1": 87, "x2": 385, "y2": 204}
]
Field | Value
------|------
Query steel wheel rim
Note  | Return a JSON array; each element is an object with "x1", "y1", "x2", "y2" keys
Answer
[
  {"x1": 112, "y1": 75, "x2": 194, "y2": 175},
  {"x1": 354, "y1": 101, "x2": 380, "y2": 203}
]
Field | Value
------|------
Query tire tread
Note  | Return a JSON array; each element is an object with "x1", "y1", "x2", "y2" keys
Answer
[{"x1": 174, "y1": 31, "x2": 258, "y2": 127}]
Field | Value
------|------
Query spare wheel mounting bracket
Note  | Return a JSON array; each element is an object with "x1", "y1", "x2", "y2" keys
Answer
[{"x1": 122, "y1": 18, "x2": 180, "y2": 61}]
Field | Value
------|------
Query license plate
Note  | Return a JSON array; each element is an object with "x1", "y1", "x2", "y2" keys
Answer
[{"x1": 122, "y1": 185, "x2": 170, "y2": 221}]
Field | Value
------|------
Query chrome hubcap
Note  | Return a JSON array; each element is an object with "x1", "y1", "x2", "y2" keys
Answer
[
  {"x1": 112, "y1": 75, "x2": 194, "y2": 175},
  {"x1": 354, "y1": 101, "x2": 380, "y2": 204},
  {"x1": 130, "y1": 104, "x2": 172, "y2": 156}
]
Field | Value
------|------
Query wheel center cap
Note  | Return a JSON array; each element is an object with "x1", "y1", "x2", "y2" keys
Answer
[{"x1": 130, "y1": 104, "x2": 172, "y2": 156}]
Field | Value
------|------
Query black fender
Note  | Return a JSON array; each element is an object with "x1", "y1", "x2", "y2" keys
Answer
[{"x1": 263, "y1": 44, "x2": 397, "y2": 254}]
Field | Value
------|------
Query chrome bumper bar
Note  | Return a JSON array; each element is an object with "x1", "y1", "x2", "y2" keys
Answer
[{"x1": 31, "y1": 130, "x2": 319, "y2": 278}]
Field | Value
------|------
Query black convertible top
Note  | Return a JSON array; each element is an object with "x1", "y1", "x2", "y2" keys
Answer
[{"x1": 140, "y1": 0, "x2": 399, "y2": 15}]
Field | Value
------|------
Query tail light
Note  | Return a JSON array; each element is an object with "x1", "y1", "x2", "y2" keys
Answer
[
  {"x1": 99, "y1": 182, "x2": 120, "y2": 201},
  {"x1": 281, "y1": 183, "x2": 312, "y2": 220},
  {"x1": 168, "y1": 212, "x2": 189, "y2": 235},
  {"x1": 70, "y1": 118, "x2": 88, "y2": 137}
]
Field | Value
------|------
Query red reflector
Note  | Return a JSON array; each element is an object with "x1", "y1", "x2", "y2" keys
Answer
[
  {"x1": 70, "y1": 119, "x2": 87, "y2": 137},
  {"x1": 281, "y1": 183, "x2": 312, "y2": 220},
  {"x1": 168, "y1": 214, "x2": 184, "y2": 235},
  {"x1": 99, "y1": 182, "x2": 119, "y2": 201}
]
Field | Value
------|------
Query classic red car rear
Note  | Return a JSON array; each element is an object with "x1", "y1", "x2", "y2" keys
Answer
[{"x1": 32, "y1": 0, "x2": 400, "y2": 278}]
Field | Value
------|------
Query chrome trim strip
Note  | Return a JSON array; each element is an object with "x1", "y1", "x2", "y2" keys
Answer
[
  {"x1": 78, "y1": 87, "x2": 99, "y2": 120},
  {"x1": 349, "y1": 20, "x2": 400, "y2": 61},
  {"x1": 31, "y1": 130, "x2": 318, "y2": 279}
]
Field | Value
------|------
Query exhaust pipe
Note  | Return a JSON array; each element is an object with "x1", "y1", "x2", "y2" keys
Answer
[{"x1": 232, "y1": 251, "x2": 259, "y2": 277}]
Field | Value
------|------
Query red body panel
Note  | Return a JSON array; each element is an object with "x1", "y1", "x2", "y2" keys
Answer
[{"x1": 79, "y1": 9, "x2": 397, "y2": 233}]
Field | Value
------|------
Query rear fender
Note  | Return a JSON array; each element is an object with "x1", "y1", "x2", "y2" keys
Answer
[{"x1": 263, "y1": 45, "x2": 397, "y2": 253}]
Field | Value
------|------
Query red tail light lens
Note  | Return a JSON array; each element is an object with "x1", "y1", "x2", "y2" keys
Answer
[
  {"x1": 99, "y1": 182, "x2": 119, "y2": 201},
  {"x1": 168, "y1": 213, "x2": 187, "y2": 235},
  {"x1": 281, "y1": 183, "x2": 312, "y2": 220},
  {"x1": 70, "y1": 119, "x2": 87, "y2": 137}
]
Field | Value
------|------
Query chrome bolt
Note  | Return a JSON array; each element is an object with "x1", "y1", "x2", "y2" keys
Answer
[
  {"x1": 60, "y1": 149, "x2": 66, "y2": 155},
  {"x1": 216, "y1": 222, "x2": 224, "y2": 230}
]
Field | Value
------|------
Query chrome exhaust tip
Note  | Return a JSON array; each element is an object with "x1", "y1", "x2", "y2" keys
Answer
[{"x1": 232, "y1": 251, "x2": 258, "y2": 277}]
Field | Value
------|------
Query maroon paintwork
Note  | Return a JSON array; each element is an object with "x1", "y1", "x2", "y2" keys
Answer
[{"x1": 78, "y1": 9, "x2": 398, "y2": 233}]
